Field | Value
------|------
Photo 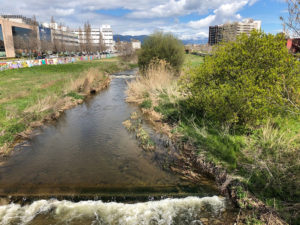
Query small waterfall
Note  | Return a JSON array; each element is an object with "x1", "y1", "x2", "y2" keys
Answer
[{"x1": 0, "y1": 196, "x2": 226, "y2": 225}]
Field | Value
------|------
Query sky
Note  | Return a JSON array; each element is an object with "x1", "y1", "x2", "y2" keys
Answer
[{"x1": 0, "y1": 0, "x2": 288, "y2": 40}]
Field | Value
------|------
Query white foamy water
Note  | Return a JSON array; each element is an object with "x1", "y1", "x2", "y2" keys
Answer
[{"x1": 0, "y1": 196, "x2": 226, "y2": 225}]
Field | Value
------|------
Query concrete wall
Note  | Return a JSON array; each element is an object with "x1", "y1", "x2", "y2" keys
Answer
[{"x1": 0, "y1": 18, "x2": 34, "y2": 58}]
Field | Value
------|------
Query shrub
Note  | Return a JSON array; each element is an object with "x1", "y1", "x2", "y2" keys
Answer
[
  {"x1": 182, "y1": 30, "x2": 300, "y2": 127},
  {"x1": 138, "y1": 32, "x2": 185, "y2": 72}
]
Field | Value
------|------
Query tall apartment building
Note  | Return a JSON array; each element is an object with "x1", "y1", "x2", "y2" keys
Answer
[
  {"x1": 74, "y1": 28, "x2": 101, "y2": 44},
  {"x1": 100, "y1": 25, "x2": 114, "y2": 51},
  {"x1": 208, "y1": 19, "x2": 261, "y2": 45},
  {"x1": 75, "y1": 25, "x2": 114, "y2": 51}
]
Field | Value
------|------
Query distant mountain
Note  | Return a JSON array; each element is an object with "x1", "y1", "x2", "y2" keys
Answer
[
  {"x1": 113, "y1": 35, "x2": 148, "y2": 43},
  {"x1": 114, "y1": 35, "x2": 208, "y2": 45},
  {"x1": 181, "y1": 39, "x2": 208, "y2": 45}
]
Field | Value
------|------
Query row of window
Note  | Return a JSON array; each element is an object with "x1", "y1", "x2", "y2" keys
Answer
[{"x1": 0, "y1": 24, "x2": 6, "y2": 57}]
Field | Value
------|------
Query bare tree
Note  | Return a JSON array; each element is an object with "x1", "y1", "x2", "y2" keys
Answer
[
  {"x1": 13, "y1": 28, "x2": 38, "y2": 58},
  {"x1": 98, "y1": 32, "x2": 106, "y2": 53},
  {"x1": 280, "y1": 0, "x2": 300, "y2": 37},
  {"x1": 59, "y1": 23, "x2": 66, "y2": 53},
  {"x1": 40, "y1": 40, "x2": 53, "y2": 54},
  {"x1": 51, "y1": 16, "x2": 55, "y2": 25},
  {"x1": 78, "y1": 27, "x2": 84, "y2": 53},
  {"x1": 84, "y1": 21, "x2": 92, "y2": 53}
]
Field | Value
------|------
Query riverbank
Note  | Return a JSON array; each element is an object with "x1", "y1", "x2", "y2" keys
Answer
[
  {"x1": 126, "y1": 55, "x2": 298, "y2": 224},
  {"x1": 0, "y1": 58, "x2": 137, "y2": 156}
]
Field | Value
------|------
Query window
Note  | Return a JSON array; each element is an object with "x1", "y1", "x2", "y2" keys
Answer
[{"x1": 0, "y1": 24, "x2": 6, "y2": 57}]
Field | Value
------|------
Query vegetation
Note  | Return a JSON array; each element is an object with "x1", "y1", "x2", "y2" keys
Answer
[
  {"x1": 182, "y1": 30, "x2": 300, "y2": 128},
  {"x1": 128, "y1": 31, "x2": 300, "y2": 224},
  {"x1": 0, "y1": 58, "x2": 137, "y2": 152},
  {"x1": 138, "y1": 32, "x2": 185, "y2": 72}
]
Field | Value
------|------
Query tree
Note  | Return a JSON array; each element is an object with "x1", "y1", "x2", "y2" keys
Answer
[
  {"x1": 59, "y1": 23, "x2": 66, "y2": 53},
  {"x1": 78, "y1": 27, "x2": 84, "y2": 53},
  {"x1": 182, "y1": 30, "x2": 300, "y2": 127},
  {"x1": 280, "y1": 0, "x2": 300, "y2": 37},
  {"x1": 98, "y1": 32, "x2": 106, "y2": 53},
  {"x1": 84, "y1": 21, "x2": 92, "y2": 53},
  {"x1": 138, "y1": 32, "x2": 185, "y2": 72}
]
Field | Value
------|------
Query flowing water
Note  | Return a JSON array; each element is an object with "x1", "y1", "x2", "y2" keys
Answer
[{"x1": 0, "y1": 69, "x2": 237, "y2": 224}]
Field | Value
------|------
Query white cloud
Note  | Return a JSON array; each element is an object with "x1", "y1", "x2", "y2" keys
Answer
[
  {"x1": 0, "y1": 0, "x2": 259, "y2": 41},
  {"x1": 188, "y1": 1, "x2": 249, "y2": 29}
]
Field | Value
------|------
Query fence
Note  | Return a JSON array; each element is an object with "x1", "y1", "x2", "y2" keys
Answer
[{"x1": 0, "y1": 54, "x2": 117, "y2": 72}]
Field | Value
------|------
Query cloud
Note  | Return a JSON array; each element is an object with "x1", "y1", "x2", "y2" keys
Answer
[
  {"x1": 188, "y1": 1, "x2": 249, "y2": 28},
  {"x1": 0, "y1": 0, "x2": 259, "y2": 40}
]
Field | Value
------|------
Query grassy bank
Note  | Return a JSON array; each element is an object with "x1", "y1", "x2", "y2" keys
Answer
[
  {"x1": 0, "y1": 58, "x2": 137, "y2": 153},
  {"x1": 126, "y1": 54, "x2": 299, "y2": 224}
]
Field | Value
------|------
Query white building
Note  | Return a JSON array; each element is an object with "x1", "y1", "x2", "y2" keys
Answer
[
  {"x1": 74, "y1": 28, "x2": 101, "y2": 44},
  {"x1": 131, "y1": 39, "x2": 141, "y2": 50},
  {"x1": 75, "y1": 25, "x2": 115, "y2": 51},
  {"x1": 100, "y1": 25, "x2": 114, "y2": 51},
  {"x1": 208, "y1": 18, "x2": 261, "y2": 45},
  {"x1": 236, "y1": 19, "x2": 261, "y2": 36}
]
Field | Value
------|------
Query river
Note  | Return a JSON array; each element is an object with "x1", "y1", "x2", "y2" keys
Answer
[{"x1": 0, "y1": 69, "x2": 237, "y2": 224}]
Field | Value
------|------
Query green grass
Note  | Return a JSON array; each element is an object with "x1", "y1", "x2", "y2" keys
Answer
[
  {"x1": 154, "y1": 91, "x2": 300, "y2": 224},
  {"x1": 0, "y1": 58, "x2": 136, "y2": 149},
  {"x1": 140, "y1": 99, "x2": 152, "y2": 109},
  {"x1": 184, "y1": 54, "x2": 204, "y2": 69}
]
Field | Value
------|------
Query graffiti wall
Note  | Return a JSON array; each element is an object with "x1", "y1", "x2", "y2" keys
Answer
[{"x1": 0, "y1": 54, "x2": 114, "y2": 72}]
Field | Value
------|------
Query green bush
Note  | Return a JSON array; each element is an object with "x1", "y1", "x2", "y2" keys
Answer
[
  {"x1": 138, "y1": 32, "x2": 185, "y2": 72},
  {"x1": 182, "y1": 30, "x2": 300, "y2": 127}
]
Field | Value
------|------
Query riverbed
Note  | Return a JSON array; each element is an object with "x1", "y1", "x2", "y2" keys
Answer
[{"x1": 0, "y1": 69, "x2": 237, "y2": 224}]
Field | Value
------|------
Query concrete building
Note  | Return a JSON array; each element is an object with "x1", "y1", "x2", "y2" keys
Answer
[
  {"x1": 287, "y1": 38, "x2": 300, "y2": 53},
  {"x1": 42, "y1": 22, "x2": 79, "y2": 49},
  {"x1": 75, "y1": 25, "x2": 115, "y2": 51},
  {"x1": 208, "y1": 19, "x2": 261, "y2": 45},
  {"x1": 131, "y1": 39, "x2": 141, "y2": 50},
  {"x1": 100, "y1": 25, "x2": 114, "y2": 51},
  {"x1": 74, "y1": 28, "x2": 102, "y2": 44},
  {"x1": 0, "y1": 16, "x2": 36, "y2": 58}
]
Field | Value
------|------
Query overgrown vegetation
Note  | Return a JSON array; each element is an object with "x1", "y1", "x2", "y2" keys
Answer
[
  {"x1": 138, "y1": 32, "x2": 185, "y2": 72},
  {"x1": 128, "y1": 30, "x2": 300, "y2": 224},
  {"x1": 181, "y1": 30, "x2": 300, "y2": 128},
  {"x1": 0, "y1": 58, "x2": 137, "y2": 152}
]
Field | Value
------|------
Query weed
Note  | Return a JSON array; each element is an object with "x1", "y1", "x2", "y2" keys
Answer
[
  {"x1": 140, "y1": 99, "x2": 152, "y2": 109},
  {"x1": 65, "y1": 92, "x2": 85, "y2": 100}
]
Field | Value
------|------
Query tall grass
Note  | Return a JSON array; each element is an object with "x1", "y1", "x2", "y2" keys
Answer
[{"x1": 126, "y1": 60, "x2": 180, "y2": 106}]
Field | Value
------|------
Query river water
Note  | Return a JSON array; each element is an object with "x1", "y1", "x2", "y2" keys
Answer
[{"x1": 0, "y1": 70, "x2": 237, "y2": 224}]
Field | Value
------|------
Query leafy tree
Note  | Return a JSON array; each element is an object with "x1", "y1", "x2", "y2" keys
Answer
[
  {"x1": 182, "y1": 30, "x2": 300, "y2": 128},
  {"x1": 138, "y1": 32, "x2": 185, "y2": 72}
]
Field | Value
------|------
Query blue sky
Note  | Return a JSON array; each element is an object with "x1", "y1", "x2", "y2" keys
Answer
[{"x1": 0, "y1": 0, "x2": 289, "y2": 40}]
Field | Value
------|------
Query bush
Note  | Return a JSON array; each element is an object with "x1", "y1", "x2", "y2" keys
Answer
[
  {"x1": 182, "y1": 30, "x2": 300, "y2": 127},
  {"x1": 138, "y1": 32, "x2": 185, "y2": 72}
]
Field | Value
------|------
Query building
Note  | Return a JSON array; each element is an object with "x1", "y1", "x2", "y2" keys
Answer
[
  {"x1": 287, "y1": 38, "x2": 300, "y2": 53},
  {"x1": 75, "y1": 25, "x2": 115, "y2": 51},
  {"x1": 42, "y1": 22, "x2": 79, "y2": 50},
  {"x1": 208, "y1": 19, "x2": 261, "y2": 45},
  {"x1": 0, "y1": 15, "x2": 37, "y2": 26},
  {"x1": 131, "y1": 39, "x2": 141, "y2": 50},
  {"x1": 74, "y1": 28, "x2": 102, "y2": 44},
  {"x1": 0, "y1": 16, "x2": 36, "y2": 58},
  {"x1": 100, "y1": 25, "x2": 114, "y2": 51}
]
